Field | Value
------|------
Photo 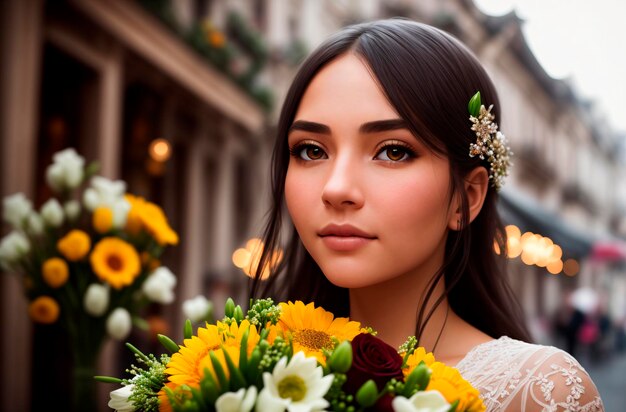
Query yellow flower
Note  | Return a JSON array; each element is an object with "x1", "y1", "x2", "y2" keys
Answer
[
  {"x1": 403, "y1": 346, "x2": 436, "y2": 378},
  {"x1": 42, "y1": 257, "x2": 69, "y2": 288},
  {"x1": 57, "y1": 230, "x2": 91, "y2": 261},
  {"x1": 90, "y1": 237, "x2": 141, "y2": 289},
  {"x1": 124, "y1": 194, "x2": 144, "y2": 235},
  {"x1": 209, "y1": 31, "x2": 225, "y2": 48},
  {"x1": 164, "y1": 320, "x2": 260, "y2": 392},
  {"x1": 277, "y1": 301, "x2": 362, "y2": 365},
  {"x1": 93, "y1": 207, "x2": 113, "y2": 233},
  {"x1": 28, "y1": 296, "x2": 60, "y2": 324},
  {"x1": 124, "y1": 194, "x2": 178, "y2": 246},
  {"x1": 426, "y1": 362, "x2": 485, "y2": 412}
]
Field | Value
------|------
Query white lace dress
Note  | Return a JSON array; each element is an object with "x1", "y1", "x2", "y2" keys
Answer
[{"x1": 455, "y1": 336, "x2": 605, "y2": 411}]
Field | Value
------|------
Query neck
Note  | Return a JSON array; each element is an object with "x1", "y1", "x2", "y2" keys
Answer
[{"x1": 349, "y1": 267, "x2": 451, "y2": 352}]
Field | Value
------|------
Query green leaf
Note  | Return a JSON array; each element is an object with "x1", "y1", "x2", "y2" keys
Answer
[
  {"x1": 93, "y1": 375, "x2": 123, "y2": 384},
  {"x1": 239, "y1": 327, "x2": 250, "y2": 372},
  {"x1": 222, "y1": 346, "x2": 247, "y2": 390},
  {"x1": 468, "y1": 91, "x2": 481, "y2": 117},
  {"x1": 200, "y1": 369, "x2": 220, "y2": 405},
  {"x1": 125, "y1": 342, "x2": 149, "y2": 363},
  {"x1": 448, "y1": 399, "x2": 460, "y2": 412},
  {"x1": 158, "y1": 334, "x2": 180, "y2": 354},
  {"x1": 209, "y1": 350, "x2": 229, "y2": 391},
  {"x1": 244, "y1": 347, "x2": 262, "y2": 383}
]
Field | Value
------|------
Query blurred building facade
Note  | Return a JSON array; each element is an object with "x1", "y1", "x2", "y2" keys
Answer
[{"x1": 1, "y1": 0, "x2": 626, "y2": 410}]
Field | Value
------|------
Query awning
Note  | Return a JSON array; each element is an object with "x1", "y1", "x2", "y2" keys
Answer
[{"x1": 497, "y1": 190, "x2": 596, "y2": 260}]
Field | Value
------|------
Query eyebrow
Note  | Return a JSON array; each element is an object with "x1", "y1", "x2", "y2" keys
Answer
[{"x1": 288, "y1": 119, "x2": 409, "y2": 135}]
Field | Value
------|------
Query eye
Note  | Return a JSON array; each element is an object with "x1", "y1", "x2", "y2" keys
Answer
[
  {"x1": 289, "y1": 143, "x2": 327, "y2": 161},
  {"x1": 374, "y1": 142, "x2": 416, "y2": 162}
]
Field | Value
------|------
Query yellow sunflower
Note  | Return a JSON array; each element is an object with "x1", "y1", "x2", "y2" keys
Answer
[
  {"x1": 164, "y1": 320, "x2": 260, "y2": 391},
  {"x1": 42, "y1": 257, "x2": 69, "y2": 288},
  {"x1": 277, "y1": 301, "x2": 362, "y2": 364},
  {"x1": 89, "y1": 237, "x2": 140, "y2": 289},
  {"x1": 427, "y1": 362, "x2": 485, "y2": 412},
  {"x1": 402, "y1": 346, "x2": 436, "y2": 378},
  {"x1": 28, "y1": 296, "x2": 60, "y2": 324}
]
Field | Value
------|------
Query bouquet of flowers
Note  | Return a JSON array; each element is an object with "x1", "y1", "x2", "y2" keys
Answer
[
  {"x1": 0, "y1": 148, "x2": 179, "y2": 410},
  {"x1": 98, "y1": 298, "x2": 485, "y2": 412}
]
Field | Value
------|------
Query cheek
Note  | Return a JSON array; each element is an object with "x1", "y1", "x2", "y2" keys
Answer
[
  {"x1": 285, "y1": 168, "x2": 318, "y2": 227},
  {"x1": 370, "y1": 172, "x2": 450, "y2": 233}
]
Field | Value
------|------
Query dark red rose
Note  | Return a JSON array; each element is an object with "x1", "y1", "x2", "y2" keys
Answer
[{"x1": 344, "y1": 333, "x2": 404, "y2": 401}]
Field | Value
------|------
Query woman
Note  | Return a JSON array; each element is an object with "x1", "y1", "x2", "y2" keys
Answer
[{"x1": 250, "y1": 18, "x2": 604, "y2": 411}]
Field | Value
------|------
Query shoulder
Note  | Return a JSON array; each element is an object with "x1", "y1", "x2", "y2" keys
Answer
[{"x1": 457, "y1": 337, "x2": 605, "y2": 411}]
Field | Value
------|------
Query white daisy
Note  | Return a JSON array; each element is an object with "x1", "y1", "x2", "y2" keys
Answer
[
  {"x1": 391, "y1": 390, "x2": 451, "y2": 412},
  {"x1": 216, "y1": 386, "x2": 257, "y2": 412},
  {"x1": 256, "y1": 351, "x2": 333, "y2": 412}
]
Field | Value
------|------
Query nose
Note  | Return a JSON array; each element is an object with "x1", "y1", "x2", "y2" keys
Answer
[{"x1": 321, "y1": 154, "x2": 364, "y2": 209}]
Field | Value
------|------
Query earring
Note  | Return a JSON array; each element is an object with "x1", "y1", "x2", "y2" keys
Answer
[{"x1": 457, "y1": 219, "x2": 461, "y2": 231}]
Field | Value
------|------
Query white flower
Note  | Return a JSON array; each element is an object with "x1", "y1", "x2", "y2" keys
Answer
[
  {"x1": 256, "y1": 351, "x2": 333, "y2": 412},
  {"x1": 108, "y1": 381, "x2": 135, "y2": 412},
  {"x1": 110, "y1": 198, "x2": 131, "y2": 229},
  {"x1": 106, "y1": 307, "x2": 132, "y2": 340},
  {"x1": 0, "y1": 231, "x2": 31, "y2": 268},
  {"x1": 45, "y1": 148, "x2": 85, "y2": 192},
  {"x1": 64, "y1": 200, "x2": 81, "y2": 221},
  {"x1": 142, "y1": 266, "x2": 177, "y2": 304},
  {"x1": 182, "y1": 295, "x2": 213, "y2": 323},
  {"x1": 26, "y1": 212, "x2": 44, "y2": 236},
  {"x1": 82, "y1": 176, "x2": 130, "y2": 228},
  {"x1": 2, "y1": 193, "x2": 33, "y2": 229},
  {"x1": 40, "y1": 198, "x2": 64, "y2": 227},
  {"x1": 216, "y1": 386, "x2": 257, "y2": 412},
  {"x1": 84, "y1": 283, "x2": 110, "y2": 316},
  {"x1": 83, "y1": 176, "x2": 126, "y2": 211},
  {"x1": 391, "y1": 390, "x2": 451, "y2": 412}
]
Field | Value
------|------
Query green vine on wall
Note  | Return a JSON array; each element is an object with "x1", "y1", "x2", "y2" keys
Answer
[{"x1": 138, "y1": 0, "x2": 274, "y2": 112}]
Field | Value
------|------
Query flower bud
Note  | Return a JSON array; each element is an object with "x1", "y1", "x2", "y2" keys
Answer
[
  {"x1": 356, "y1": 379, "x2": 379, "y2": 408},
  {"x1": 26, "y1": 213, "x2": 44, "y2": 236},
  {"x1": 106, "y1": 307, "x2": 132, "y2": 340},
  {"x1": 234, "y1": 305, "x2": 244, "y2": 322},
  {"x1": 224, "y1": 297, "x2": 235, "y2": 318},
  {"x1": 64, "y1": 200, "x2": 81, "y2": 221},
  {"x1": 182, "y1": 295, "x2": 213, "y2": 323},
  {"x1": 45, "y1": 148, "x2": 85, "y2": 192},
  {"x1": 107, "y1": 382, "x2": 134, "y2": 412},
  {"x1": 40, "y1": 198, "x2": 64, "y2": 227},
  {"x1": 2, "y1": 193, "x2": 33, "y2": 229},
  {"x1": 84, "y1": 283, "x2": 110, "y2": 316},
  {"x1": 142, "y1": 267, "x2": 177, "y2": 304},
  {"x1": 404, "y1": 362, "x2": 432, "y2": 395},
  {"x1": 328, "y1": 340, "x2": 353, "y2": 373},
  {"x1": 0, "y1": 231, "x2": 31, "y2": 267}
]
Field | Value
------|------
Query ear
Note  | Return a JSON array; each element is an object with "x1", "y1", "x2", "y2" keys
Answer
[{"x1": 448, "y1": 167, "x2": 489, "y2": 231}]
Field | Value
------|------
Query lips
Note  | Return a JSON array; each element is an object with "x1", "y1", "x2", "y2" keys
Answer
[
  {"x1": 318, "y1": 224, "x2": 376, "y2": 252},
  {"x1": 318, "y1": 224, "x2": 376, "y2": 239}
]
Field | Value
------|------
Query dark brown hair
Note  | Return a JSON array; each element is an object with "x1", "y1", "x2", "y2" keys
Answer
[{"x1": 249, "y1": 18, "x2": 532, "y2": 343}]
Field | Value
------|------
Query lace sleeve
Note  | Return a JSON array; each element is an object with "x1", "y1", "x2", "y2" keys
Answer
[
  {"x1": 514, "y1": 349, "x2": 605, "y2": 412},
  {"x1": 455, "y1": 337, "x2": 605, "y2": 411}
]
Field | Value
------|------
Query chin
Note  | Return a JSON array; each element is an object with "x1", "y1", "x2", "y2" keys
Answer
[{"x1": 320, "y1": 265, "x2": 393, "y2": 289}]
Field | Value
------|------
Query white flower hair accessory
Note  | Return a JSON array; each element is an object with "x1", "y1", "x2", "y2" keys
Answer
[{"x1": 468, "y1": 91, "x2": 512, "y2": 191}]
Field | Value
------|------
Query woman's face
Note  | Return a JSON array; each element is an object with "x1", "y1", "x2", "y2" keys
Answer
[{"x1": 285, "y1": 53, "x2": 454, "y2": 288}]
